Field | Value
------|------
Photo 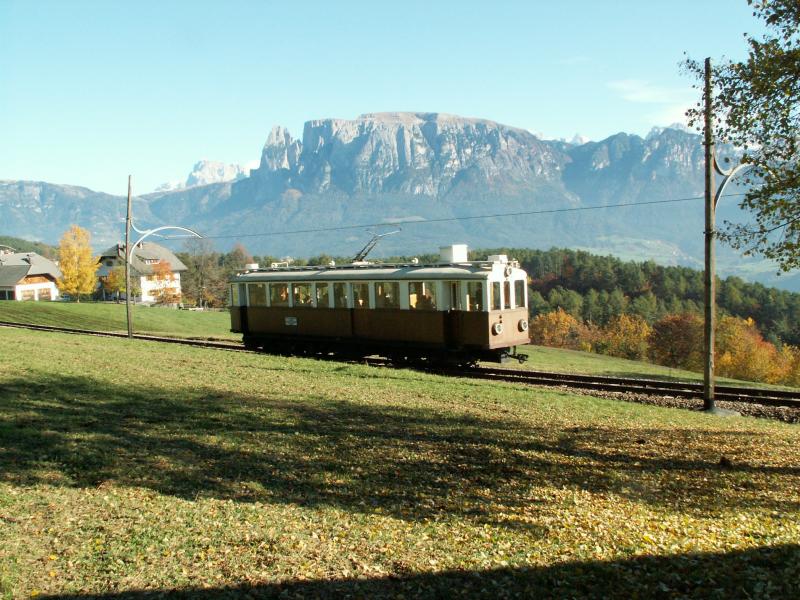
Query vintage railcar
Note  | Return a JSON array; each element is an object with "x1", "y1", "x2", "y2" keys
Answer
[{"x1": 229, "y1": 245, "x2": 529, "y2": 363}]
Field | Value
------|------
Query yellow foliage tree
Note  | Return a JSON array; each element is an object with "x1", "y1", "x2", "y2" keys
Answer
[
  {"x1": 597, "y1": 314, "x2": 651, "y2": 360},
  {"x1": 57, "y1": 225, "x2": 97, "y2": 302},
  {"x1": 776, "y1": 345, "x2": 800, "y2": 387},
  {"x1": 716, "y1": 316, "x2": 782, "y2": 384},
  {"x1": 151, "y1": 260, "x2": 181, "y2": 305},
  {"x1": 529, "y1": 308, "x2": 588, "y2": 350}
]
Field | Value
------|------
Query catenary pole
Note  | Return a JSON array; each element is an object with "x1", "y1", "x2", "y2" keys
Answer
[
  {"x1": 703, "y1": 58, "x2": 716, "y2": 411},
  {"x1": 125, "y1": 175, "x2": 133, "y2": 339}
]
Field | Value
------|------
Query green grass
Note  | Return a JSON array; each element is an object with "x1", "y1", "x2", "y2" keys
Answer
[
  {"x1": 1, "y1": 302, "x2": 796, "y2": 391},
  {"x1": 516, "y1": 344, "x2": 795, "y2": 389},
  {"x1": 0, "y1": 328, "x2": 798, "y2": 598},
  {"x1": 0, "y1": 301, "x2": 236, "y2": 340}
]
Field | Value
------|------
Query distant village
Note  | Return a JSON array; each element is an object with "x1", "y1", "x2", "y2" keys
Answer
[{"x1": 0, "y1": 235, "x2": 186, "y2": 305}]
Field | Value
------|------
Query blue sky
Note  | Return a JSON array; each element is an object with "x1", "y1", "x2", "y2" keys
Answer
[{"x1": 0, "y1": 0, "x2": 764, "y2": 194}]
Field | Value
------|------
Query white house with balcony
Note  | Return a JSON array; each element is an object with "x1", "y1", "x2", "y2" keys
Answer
[
  {"x1": 0, "y1": 251, "x2": 62, "y2": 301},
  {"x1": 97, "y1": 242, "x2": 187, "y2": 304}
]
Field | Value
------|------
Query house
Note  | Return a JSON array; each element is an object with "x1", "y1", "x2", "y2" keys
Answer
[
  {"x1": 0, "y1": 251, "x2": 62, "y2": 301},
  {"x1": 97, "y1": 242, "x2": 188, "y2": 304}
]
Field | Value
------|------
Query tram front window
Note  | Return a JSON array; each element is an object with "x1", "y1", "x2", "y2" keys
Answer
[{"x1": 466, "y1": 281, "x2": 483, "y2": 311}]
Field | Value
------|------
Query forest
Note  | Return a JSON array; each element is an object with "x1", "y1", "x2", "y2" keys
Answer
[{"x1": 488, "y1": 247, "x2": 800, "y2": 346}]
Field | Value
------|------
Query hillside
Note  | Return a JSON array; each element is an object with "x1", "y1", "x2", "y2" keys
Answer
[
  {"x1": 2, "y1": 112, "x2": 795, "y2": 291},
  {"x1": 0, "y1": 328, "x2": 798, "y2": 597},
  {"x1": 0, "y1": 235, "x2": 57, "y2": 259}
]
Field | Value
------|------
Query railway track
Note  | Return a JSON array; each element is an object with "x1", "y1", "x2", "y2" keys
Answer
[{"x1": 2, "y1": 320, "x2": 799, "y2": 409}]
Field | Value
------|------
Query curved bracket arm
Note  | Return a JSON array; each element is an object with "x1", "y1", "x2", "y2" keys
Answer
[
  {"x1": 713, "y1": 162, "x2": 753, "y2": 209},
  {"x1": 128, "y1": 226, "x2": 202, "y2": 264},
  {"x1": 130, "y1": 219, "x2": 147, "y2": 235}
]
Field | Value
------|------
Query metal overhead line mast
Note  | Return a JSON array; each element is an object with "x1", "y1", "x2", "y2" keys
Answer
[{"x1": 702, "y1": 57, "x2": 751, "y2": 414}]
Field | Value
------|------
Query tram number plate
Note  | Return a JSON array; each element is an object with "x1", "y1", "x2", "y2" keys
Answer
[{"x1": 284, "y1": 316, "x2": 298, "y2": 327}]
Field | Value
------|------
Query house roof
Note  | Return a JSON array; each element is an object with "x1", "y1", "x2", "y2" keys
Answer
[
  {"x1": 98, "y1": 242, "x2": 188, "y2": 276},
  {"x1": 0, "y1": 252, "x2": 62, "y2": 286}
]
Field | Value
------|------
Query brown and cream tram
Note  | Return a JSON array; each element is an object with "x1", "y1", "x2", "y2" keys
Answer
[{"x1": 229, "y1": 245, "x2": 529, "y2": 363}]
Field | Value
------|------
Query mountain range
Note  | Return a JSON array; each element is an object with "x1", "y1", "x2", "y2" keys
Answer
[{"x1": 1, "y1": 112, "x2": 795, "y2": 290}]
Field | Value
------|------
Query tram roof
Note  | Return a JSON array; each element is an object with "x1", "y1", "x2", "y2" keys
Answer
[{"x1": 231, "y1": 261, "x2": 525, "y2": 282}]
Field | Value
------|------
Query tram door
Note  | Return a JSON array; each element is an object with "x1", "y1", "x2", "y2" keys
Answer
[
  {"x1": 445, "y1": 281, "x2": 462, "y2": 347},
  {"x1": 239, "y1": 283, "x2": 249, "y2": 332},
  {"x1": 446, "y1": 281, "x2": 462, "y2": 310}
]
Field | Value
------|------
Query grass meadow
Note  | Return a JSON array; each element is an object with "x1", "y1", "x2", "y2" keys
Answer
[
  {"x1": 0, "y1": 327, "x2": 798, "y2": 598},
  {"x1": 1, "y1": 302, "x2": 791, "y2": 390},
  {"x1": 0, "y1": 302, "x2": 235, "y2": 340}
]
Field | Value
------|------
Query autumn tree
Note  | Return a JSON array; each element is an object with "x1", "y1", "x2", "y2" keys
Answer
[
  {"x1": 180, "y1": 238, "x2": 225, "y2": 308},
  {"x1": 223, "y1": 243, "x2": 253, "y2": 273},
  {"x1": 686, "y1": 0, "x2": 800, "y2": 270},
  {"x1": 716, "y1": 316, "x2": 782, "y2": 383},
  {"x1": 595, "y1": 314, "x2": 651, "y2": 361},
  {"x1": 151, "y1": 260, "x2": 181, "y2": 305},
  {"x1": 648, "y1": 313, "x2": 704, "y2": 370},
  {"x1": 528, "y1": 308, "x2": 589, "y2": 350},
  {"x1": 57, "y1": 225, "x2": 97, "y2": 302},
  {"x1": 102, "y1": 265, "x2": 125, "y2": 302}
]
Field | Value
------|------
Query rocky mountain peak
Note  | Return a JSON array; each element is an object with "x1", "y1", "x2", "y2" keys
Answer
[
  {"x1": 155, "y1": 160, "x2": 255, "y2": 192},
  {"x1": 255, "y1": 112, "x2": 563, "y2": 197},
  {"x1": 261, "y1": 126, "x2": 302, "y2": 172}
]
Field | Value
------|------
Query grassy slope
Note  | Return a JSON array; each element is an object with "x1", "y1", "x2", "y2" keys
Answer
[
  {"x1": 2, "y1": 302, "x2": 792, "y2": 390},
  {"x1": 0, "y1": 301, "x2": 236, "y2": 339},
  {"x1": 517, "y1": 345, "x2": 773, "y2": 386},
  {"x1": 0, "y1": 329, "x2": 798, "y2": 598}
]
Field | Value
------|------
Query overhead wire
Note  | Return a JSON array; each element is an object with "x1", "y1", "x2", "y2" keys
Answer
[{"x1": 164, "y1": 192, "x2": 748, "y2": 240}]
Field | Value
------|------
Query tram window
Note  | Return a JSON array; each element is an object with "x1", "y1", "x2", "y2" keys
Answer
[
  {"x1": 409, "y1": 281, "x2": 436, "y2": 310},
  {"x1": 375, "y1": 281, "x2": 399, "y2": 308},
  {"x1": 293, "y1": 283, "x2": 312, "y2": 306},
  {"x1": 333, "y1": 283, "x2": 348, "y2": 308},
  {"x1": 231, "y1": 284, "x2": 239, "y2": 306},
  {"x1": 504, "y1": 281, "x2": 512, "y2": 310},
  {"x1": 491, "y1": 282, "x2": 501, "y2": 311},
  {"x1": 514, "y1": 279, "x2": 526, "y2": 308},
  {"x1": 466, "y1": 281, "x2": 483, "y2": 311},
  {"x1": 248, "y1": 283, "x2": 267, "y2": 307},
  {"x1": 270, "y1": 282, "x2": 289, "y2": 307},
  {"x1": 315, "y1": 283, "x2": 330, "y2": 308},
  {"x1": 353, "y1": 282, "x2": 369, "y2": 309}
]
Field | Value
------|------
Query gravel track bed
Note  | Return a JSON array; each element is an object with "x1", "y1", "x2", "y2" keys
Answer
[{"x1": 546, "y1": 385, "x2": 800, "y2": 423}]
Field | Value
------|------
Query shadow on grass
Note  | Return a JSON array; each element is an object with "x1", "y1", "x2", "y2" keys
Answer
[
  {"x1": 1, "y1": 374, "x2": 798, "y2": 525},
  {"x1": 42, "y1": 544, "x2": 800, "y2": 599}
]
